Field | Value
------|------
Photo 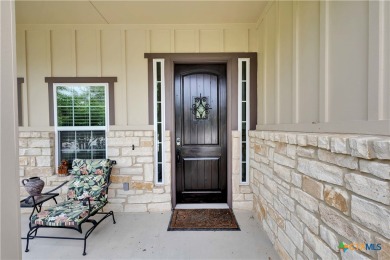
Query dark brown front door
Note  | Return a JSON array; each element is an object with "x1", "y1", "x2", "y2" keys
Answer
[{"x1": 175, "y1": 64, "x2": 227, "y2": 203}]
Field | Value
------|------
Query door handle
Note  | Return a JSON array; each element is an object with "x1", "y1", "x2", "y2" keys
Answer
[
  {"x1": 176, "y1": 137, "x2": 182, "y2": 164},
  {"x1": 176, "y1": 149, "x2": 182, "y2": 164}
]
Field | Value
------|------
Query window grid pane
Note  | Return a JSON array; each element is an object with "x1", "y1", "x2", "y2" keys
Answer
[
  {"x1": 57, "y1": 86, "x2": 106, "y2": 127},
  {"x1": 239, "y1": 59, "x2": 249, "y2": 184},
  {"x1": 154, "y1": 60, "x2": 164, "y2": 184},
  {"x1": 241, "y1": 163, "x2": 246, "y2": 182},
  {"x1": 59, "y1": 130, "x2": 106, "y2": 161}
]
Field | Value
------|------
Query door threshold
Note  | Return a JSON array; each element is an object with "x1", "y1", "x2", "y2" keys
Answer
[{"x1": 175, "y1": 203, "x2": 229, "y2": 209}]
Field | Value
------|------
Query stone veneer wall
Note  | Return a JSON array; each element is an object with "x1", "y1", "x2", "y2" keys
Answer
[
  {"x1": 19, "y1": 130, "x2": 252, "y2": 212},
  {"x1": 19, "y1": 131, "x2": 69, "y2": 211},
  {"x1": 105, "y1": 130, "x2": 171, "y2": 212},
  {"x1": 19, "y1": 130, "x2": 171, "y2": 212},
  {"x1": 249, "y1": 130, "x2": 390, "y2": 260}
]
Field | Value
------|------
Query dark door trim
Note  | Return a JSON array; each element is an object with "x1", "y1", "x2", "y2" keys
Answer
[{"x1": 145, "y1": 53, "x2": 257, "y2": 208}]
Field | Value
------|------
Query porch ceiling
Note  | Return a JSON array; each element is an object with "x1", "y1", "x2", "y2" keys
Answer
[{"x1": 16, "y1": 0, "x2": 268, "y2": 25}]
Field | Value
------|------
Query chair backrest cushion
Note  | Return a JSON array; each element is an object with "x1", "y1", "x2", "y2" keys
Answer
[
  {"x1": 71, "y1": 159, "x2": 110, "y2": 176},
  {"x1": 67, "y1": 159, "x2": 111, "y2": 202}
]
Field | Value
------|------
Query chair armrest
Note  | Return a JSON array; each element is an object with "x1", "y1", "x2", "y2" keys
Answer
[
  {"x1": 43, "y1": 180, "x2": 69, "y2": 194},
  {"x1": 110, "y1": 160, "x2": 117, "y2": 166}
]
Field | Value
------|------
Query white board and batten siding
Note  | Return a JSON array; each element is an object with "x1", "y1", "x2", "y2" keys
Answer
[
  {"x1": 16, "y1": 25, "x2": 255, "y2": 129},
  {"x1": 257, "y1": 1, "x2": 390, "y2": 135}
]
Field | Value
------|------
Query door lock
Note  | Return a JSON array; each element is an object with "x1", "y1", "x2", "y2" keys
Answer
[{"x1": 176, "y1": 137, "x2": 181, "y2": 146}]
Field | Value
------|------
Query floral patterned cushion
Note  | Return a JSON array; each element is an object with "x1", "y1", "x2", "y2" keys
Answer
[
  {"x1": 71, "y1": 159, "x2": 110, "y2": 176},
  {"x1": 66, "y1": 159, "x2": 110, "y2": 202},
  {"x1": 32, "y1": 200, "x2": 105, "y2": 227},
  {"x1": 67, "y1": 174, "x2": 107, "y2": 202}
]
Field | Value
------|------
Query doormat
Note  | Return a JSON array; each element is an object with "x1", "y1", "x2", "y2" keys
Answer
[{"x1": 168, "y1": 209, "x2": 240, "y2": 231}]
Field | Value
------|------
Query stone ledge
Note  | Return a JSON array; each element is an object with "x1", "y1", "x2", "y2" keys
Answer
[{"x1": 249, "y1": 130, "x2": 390, "y2": 160}]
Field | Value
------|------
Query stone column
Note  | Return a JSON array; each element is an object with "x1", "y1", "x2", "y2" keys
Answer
[{"x1": 0, "y1": 0, "x2": 22, "y2": 258}]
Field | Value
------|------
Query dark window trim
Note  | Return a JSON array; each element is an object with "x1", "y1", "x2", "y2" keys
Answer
[
  {"x1": 17, "y1": 78, "x2": 24, "y2": 126},
  {"x1": 45, "y1": 77, "x2": 117, "y2": 126},
  {"x1": 144, "y1": 53, "x2": 257, "y2": 208}
]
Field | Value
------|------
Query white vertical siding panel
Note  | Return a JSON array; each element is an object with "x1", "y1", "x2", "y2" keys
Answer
[
  {"x1": 96, "y1": 30, "x2": 102, "y2": 76},
  {"x1": 319, "y1": 1, "x2": 330, "y2": 123},
  {"x1": 385, "y1": 1, "x2": 390, "y2": 120},
  {"x1": 101, "y1": 30, "x2": 122, "y2": 74},
  {"x1": 145, "y1": 29, "x2": 151, "y2": 53},
  {"x1": 298, "y1": 1, "x2": 320, "y2": 124},
  {"x1": 51, "y1": 29, "x2": 76, "y2": 76},
  {"x1": 264, "y1": 3, "x2": 276, "y2": 124},
  {"x1": 174, "y1": 29, "x2": 196, "y2": 53},
  {"x1": 16, "y1": 29, "x2": 29, "y2": 126},
  {"x1": 120, "y1": 30, "x2": 128, "y2": 124},
  {"x1": 219, "y1": 30, "x2": 224, "y2": 52},
  {"x1": 278, "y1": 1, "x2": 293, "y2": 124},
  {"x1": 199, "y1": 29, "x2": 222, "y2": 52},
  {"x1": 101, "y1": 29, "x2": 126, "y2": 125},
  {"x1": 170, "y1": 29, "x2": 175, "y2": 53},
  {"x1": 248, "y1": 28, "x2": 257, "y2": 52},
  {"x1": 194, "y1": 29, "x2": 200, "y2": 53},
  {"x1": 76, "y1": 29, "x2": 100, "y2": 76},
  {"x1": 16, "y1": 30, "x2": 26, "y2": 78},
  {"x1": 126, "y1": 29, "x2": 149, "y2": 125},
  {"x1": 224, "y1": 28, "x2": 248, "y2": 52},
  {"x1": 25, "y1": 30, "x2": 51, "y2": 126},
  {"x1": 150, "y1": 29, "x2": 171, "y2": 53},
  {"x1": 328, "y1": 1, "x2": 368, "y2": 122},
  {"x1": 368, "y1": 1, "x2": 384, "y2": 120},
  {"x1": 292, "y1": 1, "x2": 299, "y2": 124},
  {"x1": 257, "y1": 21, "x2": 265, "y2": 125},
  {"x1": 275, "y1": 1, "x2": 280, "y2": 124}
]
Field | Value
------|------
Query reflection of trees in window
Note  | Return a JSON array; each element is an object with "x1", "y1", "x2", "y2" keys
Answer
[
  {"x1": 59, "y1": 131, "x2": 106, "y2": 160},
  {"x1": 57, "y1": 86, "x2": 105, "y2": 127}
]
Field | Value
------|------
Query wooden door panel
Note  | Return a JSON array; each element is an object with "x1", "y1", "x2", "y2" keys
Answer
[
  {"x1": 182, "y1": 74, "x2": 219, "y2": 146},
  {"x1": 183, "y1": 158, "x2": 220, "y2": 190},
  {"x1": 175, "y1": 64, "x2": 227, "y2": 204}
]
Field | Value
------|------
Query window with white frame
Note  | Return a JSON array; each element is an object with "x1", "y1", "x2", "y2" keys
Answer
[
  {"x1": 153, "y1": 59, "x2": 165, "y2": 184},
  {"x1": 54, "y1": 83, "x2": 109, "y2": 165},
  {"x1": 238, "y1": 58, "x2": 250, "y2": 184}
]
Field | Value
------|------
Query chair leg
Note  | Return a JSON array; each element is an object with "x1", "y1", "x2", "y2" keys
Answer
[
  {"x1": 25, "y1": 236, "x2": 30, "y2": 253},
  {"x1": 25, "y1": 227, "x2": 37, "y2": 252},
  {"x1": 83, "y1": 238, "x2": 87, "y2": 256},
  {"x1": 111, "y1": 211, "x2": 116, "y2": 224}
]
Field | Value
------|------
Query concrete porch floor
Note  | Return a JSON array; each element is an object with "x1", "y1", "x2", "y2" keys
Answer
[{"x1": 21, "y1": 209, "x2": 279, "y2": 260}]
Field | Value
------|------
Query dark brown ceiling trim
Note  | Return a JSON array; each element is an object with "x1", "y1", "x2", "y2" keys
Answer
[
  {"x1": 144, "y1": 53, "x2": 257, "y2": 60},
  {"x1": 45, "y1": 77, "x2": 117, "y2": 84},
  {"x1": 46, "y1": 77, "x2": 117, "y2": 126}
]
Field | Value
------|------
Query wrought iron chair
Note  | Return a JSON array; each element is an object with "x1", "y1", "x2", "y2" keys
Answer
[{"x1": 25, "y1": 159, "x2": 117, "y2": 256}]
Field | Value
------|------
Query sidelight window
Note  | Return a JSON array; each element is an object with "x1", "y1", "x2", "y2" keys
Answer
[
  {"x1": 238, "y1": 58, "x2": 250, "y2": 184},
  {"x1": 154, "y1": 59, "x2": 165, "y2": 184}
]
